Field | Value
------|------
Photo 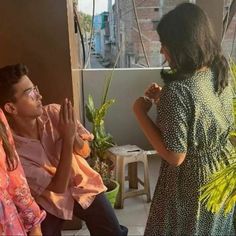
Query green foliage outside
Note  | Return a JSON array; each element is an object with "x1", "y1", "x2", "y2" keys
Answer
[
  {"x1": 200, "y1": 59, "x2": 236, "y2": 215},
  {"x1": 79, "y1": 12, "x2": 92, "y2": 34}
]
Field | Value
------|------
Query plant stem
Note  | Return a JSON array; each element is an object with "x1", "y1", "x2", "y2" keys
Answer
[{"x1": 101, "y1": 45, "x2": 123, "y2": 105}]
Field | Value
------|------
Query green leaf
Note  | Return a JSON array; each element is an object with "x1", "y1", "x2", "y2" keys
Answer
[
  {"x1": 200, "y1": 155, "x2": 236, "y2": 214},
  {"x1": 85, "y1": 94, "x2": 96, "y2": 123},
  {"x1": 98, "y1": 99, "x2": 115, "y2": 121}
]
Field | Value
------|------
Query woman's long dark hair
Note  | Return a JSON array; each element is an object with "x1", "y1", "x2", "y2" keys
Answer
[
  {"x1": 157, "y1": 3, "x2": 229, "y2": 94},
  {"x1": 0, "y1": 120, "x2": 18, "y2": 171},
  {"x1": 0, "y1": 64, "x2": 26, "y2": 171}
]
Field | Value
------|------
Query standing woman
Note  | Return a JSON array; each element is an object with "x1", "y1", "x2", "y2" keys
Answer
[
  {"x1": 133, "y1": 3, "x2": 235, "y2": 235},
  {"x1": 0, "y1": 108, "x2": 46, "y2": 235}
]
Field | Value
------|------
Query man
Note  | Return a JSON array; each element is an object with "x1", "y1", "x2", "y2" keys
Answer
[{"x1": 0, "y1": 64, "x2": 128, "y2": 236}]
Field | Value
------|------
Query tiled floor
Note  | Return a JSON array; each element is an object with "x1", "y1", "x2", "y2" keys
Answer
[{"x1": 62, "y1": 154, "x2": 161, "y2": 236}]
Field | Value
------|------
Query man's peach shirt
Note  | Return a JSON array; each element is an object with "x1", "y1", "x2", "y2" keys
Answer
[{"x1": 13, "y1": 104, "x2": 106, "y2": 220}]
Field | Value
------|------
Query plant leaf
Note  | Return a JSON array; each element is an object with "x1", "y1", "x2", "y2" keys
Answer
[
  {"x1": 85, "y1": 94, "x2": 96, "y2": 122},
  {"x1": 97, "y1": 99, "x2": 115, "y2": 120}
]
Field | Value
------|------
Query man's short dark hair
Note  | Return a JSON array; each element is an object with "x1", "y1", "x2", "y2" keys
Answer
[{"x1": 0, "y1": 64, "x2": 28, "y2": 109}]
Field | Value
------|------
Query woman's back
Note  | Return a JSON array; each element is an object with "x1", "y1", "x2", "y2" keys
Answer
[
  {"x1": 158, "y1": 69, "x2": 233, "y2": 163},
  {"x1": 146, "y1": 69, "x2": 235, "y2": 235},
  {"x1": 133, "y1": 2, "x2": 235, "y2": 235}
]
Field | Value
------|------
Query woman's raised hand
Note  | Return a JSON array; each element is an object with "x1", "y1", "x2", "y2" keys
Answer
[
  {"x1": 59, "y1": 98, "x2": 77, "y2": 142},
  {"x1": 144, "y1": 83, "x2": 162, "y2": 103}
]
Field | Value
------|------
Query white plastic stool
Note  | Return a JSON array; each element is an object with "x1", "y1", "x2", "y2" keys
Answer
[{"x1": 106, "y1": 145, "x2": 152, "y2": 208}]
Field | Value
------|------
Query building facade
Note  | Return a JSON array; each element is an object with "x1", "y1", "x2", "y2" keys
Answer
[{"x1": 97, "y1": 0, "x2": 236, "y2": 68}]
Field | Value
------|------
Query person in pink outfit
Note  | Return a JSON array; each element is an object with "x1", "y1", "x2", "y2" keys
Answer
[
  {"x1": 0, "y1": 64, "x2": 128, "y2": 236},
  {"x1": 0, "y1": 108, "x2": 46, "y2": 235}
]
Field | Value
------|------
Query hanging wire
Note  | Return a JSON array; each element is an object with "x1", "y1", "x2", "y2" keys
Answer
[
  {"x1": 73, "y1": 3, "x2": 86, "y2": 124},
  {"x1": 121, "y1": 0, "x2": 147, "y2": 18},
  {"x1": 131, "y1": 0, "x2": 150, "y2": 67},
  {"x1": 223, "y1": 0, "x2": 236, "y2": 32},
  {"x1": 222, "y1": 0, "x2": 233, "y2": 44},
  {"x1": 73, "y1": 4, "x2": 86, "y2": 67},
  {"x1": 230, "y1": 21, "x2": 236, "y2": 57},
  {"x1": 84, "y1": 0, "x2": 95, "y2": 69}
]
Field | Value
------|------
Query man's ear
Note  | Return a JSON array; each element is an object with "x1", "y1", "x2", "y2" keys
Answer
[{"x1": 4, "y1": 103, "x2": 17, "y2": 115}]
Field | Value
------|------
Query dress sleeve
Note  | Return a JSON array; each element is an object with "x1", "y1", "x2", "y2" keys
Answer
[{"x1": 157, "y1": 85, "x2": 191, "y2": 153}]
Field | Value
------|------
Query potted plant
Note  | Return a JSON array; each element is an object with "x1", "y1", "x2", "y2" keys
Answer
[
  {"x1": 200, "y1": 58, "x2": 236, "y2": 215},
  {"x1": 85, "y1": 67, "x2": 119, "y2": 207}
]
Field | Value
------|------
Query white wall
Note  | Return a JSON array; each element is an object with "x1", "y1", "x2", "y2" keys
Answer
[{"x1": 82, "y1": 68, "x2": 164, "y2": 150}]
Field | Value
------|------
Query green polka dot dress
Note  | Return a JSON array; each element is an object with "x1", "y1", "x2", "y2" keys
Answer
[{"x1": 144, "y1": 69, "x2": 235, "y2": 236}]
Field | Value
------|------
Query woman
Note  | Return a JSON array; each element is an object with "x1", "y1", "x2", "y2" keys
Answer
[
  {"x1": 0, "y1": 108, "x2": 46, "y2": 235},
  {"x1": 133, "y1": 3, "x2": 235, "y2": 235}
]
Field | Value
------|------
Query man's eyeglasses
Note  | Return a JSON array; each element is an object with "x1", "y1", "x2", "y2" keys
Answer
[{"x1": 22, "y1": 85, "x2": 40, "y2": 100}]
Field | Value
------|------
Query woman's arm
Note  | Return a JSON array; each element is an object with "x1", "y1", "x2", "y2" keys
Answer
[{"x1": 133, "y1": 96, "x2": 186, "y2": 166}]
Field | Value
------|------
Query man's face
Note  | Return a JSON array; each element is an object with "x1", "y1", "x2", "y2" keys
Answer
[{"x1": 11, "y1": 75, "x2": 43, "y2": 118}]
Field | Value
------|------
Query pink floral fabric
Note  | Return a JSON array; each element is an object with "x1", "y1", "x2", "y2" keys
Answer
[{"x1": 0, "y1": 109, "x2": 46, "y2": 235}]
